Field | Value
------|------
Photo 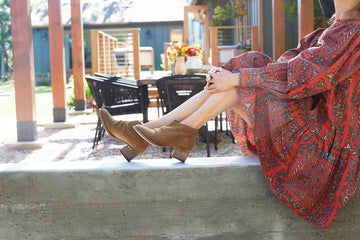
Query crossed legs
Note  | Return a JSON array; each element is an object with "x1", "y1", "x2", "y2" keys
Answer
[
  {"x1": 100, "y1": 86, "x2": 250, "y2": 162},
  {"x1": 142, "y1": 87, "x2": 250, "y2": 130}
]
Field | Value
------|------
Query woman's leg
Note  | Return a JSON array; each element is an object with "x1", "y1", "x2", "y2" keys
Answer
[
  {"x1": 144, "y1": 87, "x2": 249, "y2": 129},
  {"x1": 143, "y1": 87, "x2": 249, "y2": 129},
  {"x1": 143, "y1": 89, "x2": 211, "y2": 128},
  {"x1": 181, "y1": 88, "x2": 250, "y2": 129},
  {"x1": 133, "y1": 87, "x2": 249, "y2": 162}
]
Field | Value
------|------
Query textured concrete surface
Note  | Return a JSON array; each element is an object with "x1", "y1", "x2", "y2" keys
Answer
[
  {"x1": 0, "y1": 156, "x2": 359, "y2": 240},
  {"x1": 4, "y1": 138, "x2": 49, "y2": 150}
]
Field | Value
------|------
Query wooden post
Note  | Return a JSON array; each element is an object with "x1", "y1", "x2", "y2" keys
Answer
[
  {"x1": 210, "y1": 27, "x2": 219, "y2": 67},
  {"x1": 298, "y1": 0, "x2": 314, "y2": 40},
  {"x1": 272, "y1": 0, "x2": 286, "y2": 60},
  {"x1": 132, "y1": 29, "x2": 140, "y2": 80},
  {"x1": 259, "y1": 0, "x2": 264, "y2": 52},
  {"x1": 48, "y1": 0, "x2": 67, "y2": 122},
  {"x1": 184, "y1": 6, "x2": 189, "y2": 44},
  {"x1": 90, "y1": 30, "x2": 99, "y2": 75},
  {"x1": 203, "y1": 6, "x2": 210, "y2": 65},
  {"x1": 10, "y1": 0, "x2": 37, "y2": 141},
  {"x1": 164, "y1": 42, "x2": 169, "y2": 71},
  {"x1": 71, "y1": 0, "x2": 86, "y2": 110},
  {"x1": 251, "y1": 26, "x2": 259, "y2": 51}
]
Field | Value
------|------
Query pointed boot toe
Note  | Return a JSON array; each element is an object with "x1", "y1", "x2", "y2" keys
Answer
[
  {"x1": 133, "y1": 121, "x2": 198, "y2": 162},
  {"x1": 99, "y1": 109, "x2": 149, "y2": 161}
]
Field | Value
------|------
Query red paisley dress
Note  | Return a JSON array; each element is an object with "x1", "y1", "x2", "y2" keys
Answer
[{"x1": 222, "y1": 19, "x2": 360, "y2": 229}]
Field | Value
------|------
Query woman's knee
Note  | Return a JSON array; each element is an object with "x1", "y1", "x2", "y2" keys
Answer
[{"x1": 222, "y1": 51, "x2": 273, "y2": 71}]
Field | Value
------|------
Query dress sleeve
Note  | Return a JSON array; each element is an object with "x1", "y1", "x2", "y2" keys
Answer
[{"x1": 239, "y1": 23, "x2": 360, "y2": 99}]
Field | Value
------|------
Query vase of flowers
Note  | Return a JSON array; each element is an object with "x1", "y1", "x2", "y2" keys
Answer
[
  {"x1": 167, "y1": 43, "x2": 187, "y2": 75},
  {"x1": 174, "y1": 55, "x2": 186, "y2": 74},
  {"x1": 167, "y1": 43, "x2": 203, "y2": 75}
]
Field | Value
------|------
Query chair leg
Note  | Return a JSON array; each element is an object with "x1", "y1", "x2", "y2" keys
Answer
[
  {"x1": 206, "y1": 123, "x2": 210, "y2": 157},
  {"x1": 92, "y1": 117, "x2": 102, "y2": 149},
  {"x1": 96, "y1": 123, "x2": 103, "y2": 146},
  {"x1": 226, "y1": 115, "x2": 229, "y2": 136},
  {"x1": 214, "y1": 116, "x2": 218, "y2": 151},
  {"x1": 220, "y1": 113, "x2": 223, "y2": 132}
]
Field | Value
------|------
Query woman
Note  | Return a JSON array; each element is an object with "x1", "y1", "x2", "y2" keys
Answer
[{"x1": 100, "y1": 0, "x2": 360, "y2": 228}]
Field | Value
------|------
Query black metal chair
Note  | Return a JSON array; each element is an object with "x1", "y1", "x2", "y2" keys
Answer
[
  {"x1": 86, "y1": 74, "x2": 149, "y2": 149},
  {"x1": 156, "y1": 74, "x2": 218, "y2": 157}
]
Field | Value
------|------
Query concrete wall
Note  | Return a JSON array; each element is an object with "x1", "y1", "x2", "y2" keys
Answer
[{"x1": 0, "y1": 156, "x2": 359, "y2": 240}]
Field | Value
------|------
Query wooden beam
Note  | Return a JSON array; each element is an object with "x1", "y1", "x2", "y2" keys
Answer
[
  {"x1": 184, "y1": 6, "x2": 189, "y2": 44},
  {"x1": 164, "y1": 42, "x2": 169, "y2": 71},
  {"x1": 203, "y1": 6, "x2": 210, "y2": 65},
  {"x1": 298, "y1": 0, "x2": 314, "y2": 40},
  {"x1": 10, "y1": 0, "x2": 38, "y2": 141},
  {"x1": 251, "y1": 26, "x2": 259, "y2": 51},
  {"x1": 259, "y1": 0, "x2": 264, "y2": 52},
  {"x1": 132, "y1": 29, "x2": 140, "y2": 80},
  {"x1": 210, "y1": 27, "x2": 219, "y2": 67},
  {"x1": 48, "y1": 0, "x2": 67, "y2": 122},
  {"x1": 272, "y1": 0, "x2": 285, "y2": 60},
  {"x1": 71, "y1": 0, "x2": 86, "y2": 110},
  {"x1": 90, "y1": 30, "x2": 99, "y2": 75}
]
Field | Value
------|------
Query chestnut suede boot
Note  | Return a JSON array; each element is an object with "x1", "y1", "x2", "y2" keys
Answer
[
  {"x1": 133, "y1": 120, "x2": 198, "y2": 162},
  {"x1": 99, "y1": 109, "x2": 149, "y2": 161}
]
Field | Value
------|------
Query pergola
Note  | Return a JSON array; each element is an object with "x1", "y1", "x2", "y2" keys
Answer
[
  {"x1": 10, "y1": 0, "x2": 85, "y2": 142},
  {"x1": 10, "y1": 0, "x2": 314, "y2": 144}
]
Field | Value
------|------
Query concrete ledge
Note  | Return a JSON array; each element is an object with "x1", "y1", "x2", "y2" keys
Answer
[
  {"x1": 0, "y1": 156, "x2": 359, "y2": 240},
  {"x1": 43, "y1": 121, "x2": 77, "y2": 129},
  {"x1": 4, "y1": 138, "x2": 49, "y2": 150},
  {"x1": 68, "y1": 109, "x2": 94, "y2": 116}
]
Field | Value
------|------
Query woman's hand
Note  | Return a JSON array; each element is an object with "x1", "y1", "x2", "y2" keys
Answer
[{"x1": 205, "y1": 67, "x2": 239, "y2": 93}]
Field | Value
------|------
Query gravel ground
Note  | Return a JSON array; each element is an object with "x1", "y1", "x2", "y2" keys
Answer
[{"x1": 1, "y1": 123, "x2": 243, "y2": 164}]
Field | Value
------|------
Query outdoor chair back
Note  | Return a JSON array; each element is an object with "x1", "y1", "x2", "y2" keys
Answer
[
  {"x1": 86, "y1": 74, "x2": 149, "y2": 149},
  {"x1": 156, "y1": 74, "x2": 217, "y2": 157},
  {"x1": 156, "y1": 74, "x2": 206, "y2": 114}
]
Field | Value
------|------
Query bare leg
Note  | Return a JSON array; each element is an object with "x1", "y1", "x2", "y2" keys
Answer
[
  {"x1": 143, "y1": 90, "x2": 211, "y2": 128},
  {"x1": 181, "y1": 87, "x2": 250, "y2": 129},
  {"x1": 144, "y1": 87, "x2": 249, "y2": 129}
]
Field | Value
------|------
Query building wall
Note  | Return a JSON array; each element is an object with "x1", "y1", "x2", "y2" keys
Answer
[
  {"x1": 32, "y1": 21, "x2": 183, "y2": 76},
  {"x1": 33, "y1": 28, "x2": 51, "y2": 74}
]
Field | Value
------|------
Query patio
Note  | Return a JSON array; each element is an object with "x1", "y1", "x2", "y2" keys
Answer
[
  {"x1": 3, "y1": 0, "x2": 360, "y2": 239},
  {"x1": 0, "y1": 107, "x2": 241, "y2": 163}
]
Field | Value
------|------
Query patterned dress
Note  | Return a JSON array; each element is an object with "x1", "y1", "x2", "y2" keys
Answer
[{"x1": 222, "y1": 19, "x2": 360, "y2": 228}]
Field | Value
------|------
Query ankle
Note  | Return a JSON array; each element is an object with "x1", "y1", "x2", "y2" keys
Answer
[{"x1": 180, "y1": 120, "x2": 202, "y2": 130}]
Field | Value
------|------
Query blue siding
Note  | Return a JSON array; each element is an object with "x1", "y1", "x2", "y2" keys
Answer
[
  {"x1": 32, "y1": 22, "x2": 182, "y2": 76},
  {"x1": 33, "y1": 28, "x2": 51, "y2": 74}
]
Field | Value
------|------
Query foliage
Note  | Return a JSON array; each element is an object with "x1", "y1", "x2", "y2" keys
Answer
[
  {"x1": 30, "y1": 0, "x2": 48, "y2": 14},
  {"x1": 35, "y1": 72, "x2": 51, "y2": 86},
  {"x1": 0, "y1": 0, "x2": 12, "y2": 78},
  {"x1": 211, "y1": 0, "x2": 248, "y2": 26},
  {"x1": 167, "y1": 43, "x2": 203, "y2": 63},
  {"x1": 67, "y1": 74, "x2": 93, "y2": 110},
  {"x1": 285, "y1": 0, "x2": 331, "y2": 29}
]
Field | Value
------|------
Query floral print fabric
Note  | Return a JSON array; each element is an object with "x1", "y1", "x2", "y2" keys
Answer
[{"x1": 222, "y1": 19, "x2": 360, "y2": 228}]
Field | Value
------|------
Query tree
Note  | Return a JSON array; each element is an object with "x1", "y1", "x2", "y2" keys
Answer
[{"x1": 0, "y1": 0, "x2": 11, "y2": 80}]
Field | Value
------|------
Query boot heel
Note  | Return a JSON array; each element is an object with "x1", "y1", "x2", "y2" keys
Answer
[
  {"x1": 171, "y1": 147, "x2": 191, "y2": 163},
  {"x1": 120, "y1": 145, "x2": 138, "y2": 162}
]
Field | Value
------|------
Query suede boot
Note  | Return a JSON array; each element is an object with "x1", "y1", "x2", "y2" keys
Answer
[
  {"x1": 133, "y1": 120, "x2": 198, "y2": 162},
  {"x1": 99, "y1": 109, "x2": 149, "y2": 161}
]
